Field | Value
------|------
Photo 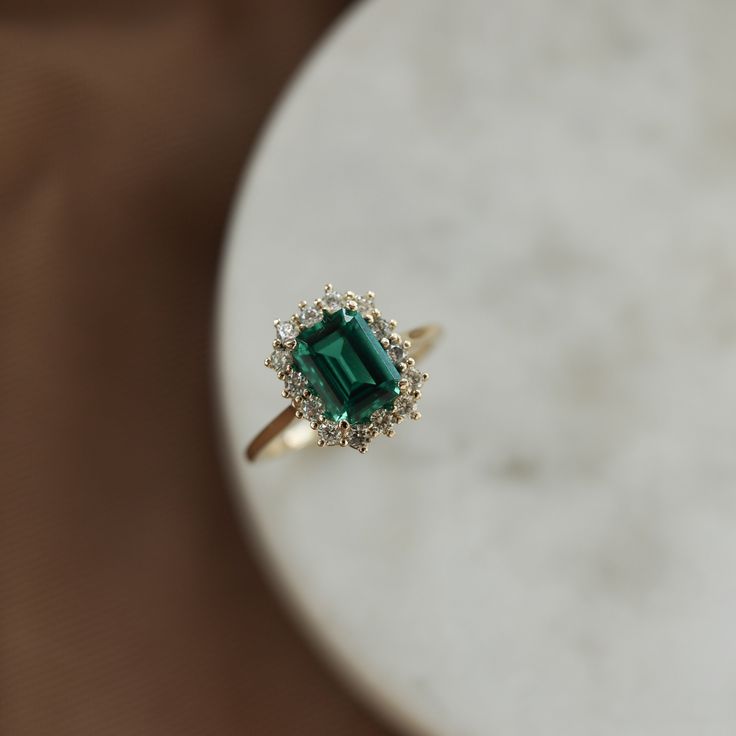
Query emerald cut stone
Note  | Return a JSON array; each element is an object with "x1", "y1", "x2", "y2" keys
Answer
[{"x1": 293, "y1": 309, "x2": 400, "y2": 424}]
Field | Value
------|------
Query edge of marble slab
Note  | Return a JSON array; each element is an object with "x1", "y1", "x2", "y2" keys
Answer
[{"x1": 211, "y1": 4, "x2": 442, "y2": 735}]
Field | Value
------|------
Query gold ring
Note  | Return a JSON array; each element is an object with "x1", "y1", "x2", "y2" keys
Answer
[{"x1": 245, "y1": 284, "x2": 441, "y2": 462}]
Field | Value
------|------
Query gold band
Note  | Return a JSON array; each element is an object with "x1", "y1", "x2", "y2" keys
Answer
[{"x1": 245, "y1": 323, "x2": 441, "y2": 462}]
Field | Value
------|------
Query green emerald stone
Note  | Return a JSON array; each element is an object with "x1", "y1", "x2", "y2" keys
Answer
[{"x1": 293, "y1": 309, "x2": 400, "y2": 424}]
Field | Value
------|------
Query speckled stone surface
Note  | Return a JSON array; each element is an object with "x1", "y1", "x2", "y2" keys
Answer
[{"x1": 216, "y1": 1, "x2": 736, "y2": 734}]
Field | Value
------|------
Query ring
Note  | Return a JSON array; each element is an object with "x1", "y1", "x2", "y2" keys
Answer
[{"x1": 245, "y1": 284, "x2": 440, "y2": 461}]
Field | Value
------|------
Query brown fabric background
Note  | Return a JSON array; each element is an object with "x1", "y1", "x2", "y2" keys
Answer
[{"x1": 0, "y1": 2, "x2": 395, "y2": 734}]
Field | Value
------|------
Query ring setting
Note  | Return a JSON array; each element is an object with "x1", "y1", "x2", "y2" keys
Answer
[{"x1": 251, "y1": 283, "x2": 433, "y2": 458}]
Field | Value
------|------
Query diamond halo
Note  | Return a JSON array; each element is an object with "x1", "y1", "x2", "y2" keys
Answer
[{"x1": 264, "y1": 284, "x2": 428, "y2": 453}]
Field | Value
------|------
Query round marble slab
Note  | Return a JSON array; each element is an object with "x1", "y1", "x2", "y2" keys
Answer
[{"x1": 216, "y1": 1, "x2": 736, "y2": 734}]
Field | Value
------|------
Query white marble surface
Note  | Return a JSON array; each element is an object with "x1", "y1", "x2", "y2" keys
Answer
[{"x1": 216, "y1": 1, "x2": 736, "y2": 734}]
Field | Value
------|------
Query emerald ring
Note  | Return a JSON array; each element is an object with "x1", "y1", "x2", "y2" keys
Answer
[{"x1": 245, "y1": 284, "x2": 440, "y2": 461}]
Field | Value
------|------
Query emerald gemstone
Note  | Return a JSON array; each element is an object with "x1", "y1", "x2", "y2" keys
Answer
[{"x1": 293, "y1": 309, "x2": 400, "y2": 424}]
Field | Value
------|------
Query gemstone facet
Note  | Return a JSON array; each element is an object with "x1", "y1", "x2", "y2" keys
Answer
[{"x1": 293, "y1": 309, "x2": 400, "y2": 424}]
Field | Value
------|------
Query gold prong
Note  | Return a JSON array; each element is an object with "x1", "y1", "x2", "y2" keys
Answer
[
  {"x1": 399, "y1": 379, "x2": 409, "y2": 392},
  {"x1": 397, "y1": 362, "x2": 407, "y2": 373},
  {"x1": 422, "y1": 372, "x2": 429, "y2": 382},
  {"x1": 315, "y1": 298, "x2": 323, "y2": 309},
  {"x1": 281, "y1": 389, "x2": 289, "y2": 398},
  {"x1": 284, "y1": 338, "x2": 296, "y2": 350},
  {"x1": 272, "y1": 339, "x2": 282, "y2": 349},
  {"x1": 364, "y1": 314, "x2": 374, "y2": 324},
  {"x1": 276, "y1": 371, "x2": 286, "y2": 380},
  {"x1": 406, "y1": 357, "x2": 415, "y2": 367},
  {"x1": 324, "y1": 283, "x2": 333, "y2": 293},
  {"x1": 291, "y1": 396, "x2": 303, "y2": 406},
  {"x1": 264, "y1": 358, "x2": 271, "y2": 367},
  {"x1": 373, "y1": 309, "x2": 382, "y2": 319},
  {"x1": 302, "y1": 389, "x2": 310, "y2": 398},
  {"x1": 274, "y1": 319, "x2": 281, "y2": 326},
  {"x1": 295, "y1": 410, "x2": 304, "y2": 419},
  {"x1": 386, "y1": 429, "x2": 396, "y2": 438},
  {"x1": 339, "y1": 438, "x2": 348, "y2": 447},
  {"x1": 394, "y1": 414, "x2": 405, "y2": 424},
  {"x1": 298, "y1": 301, "x2": 307, "y2": 309},
  {"x1": 346, "y1": 291, "x2": 355, "y2": 299},
  {"x1": 366, "y1": 291, "x2": 375, "y2": 299},
  {"x1": 411, "y1": 410, "x2": 422, "y2": 421},
  {"x1": 403, "y1": 340, "x2": 412, "y2": 350},
  {"x1": 339, "y1": 420, "x2": 350, "y2": 430},
  {"x1": 413, "y1": 389, "x2": 422, "y2": 400},
  {"x1": 346, "y1": 300, "x2": 358, "y2": 311},
  {"x1": 380, "y1": 337, "x2": 390, "y2": 349},
  {"x1": 358, "y1": 446, "x2": 368, "y2": 454},
  {"x1": 310, "y1": 421, "x2": 319, "y2": 430},
  {"x1": 317, "y1": 439, "x2": 326, "y2": 447},
  {"x1": 388, "y1": 319, "x2": 397, "y2": 330}
]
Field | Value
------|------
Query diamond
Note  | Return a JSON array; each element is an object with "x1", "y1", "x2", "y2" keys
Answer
[
  {"x1": 393, "y1": 394, "x2": 415, "y2": 415},
  {"x1": 348, "y1": 425, "x2": 372, "y2": 450},
  {"x1": 388, "y1": 344, "x2": 405, "y2": 363},
  {"x1": 277, "y1": 321, "x2": 298, "y2": 342},
  {"x1": 302, "y1": 394, "x2": 324, "y2": 421},
  {"x1": 269, "y1": 349, "x2": 292, "y2": 372},
  {"x1": 323, "y1": 291, "x2": 343, "y2": 313},
  {"x1": 284, "y1": 371, "x2": 307, "y2": 397},
  {"x1": 293, "y1": 309, "x2": 400, "y2": 424},
  {"x1": 405, "y1": 367, "x2": 424, "y2": 391},
  {"x1": 318, "y1": 421, "x2": 342, "y2": 446},
  {"x1": 298, "y1": 306, "x2": 321, "y2": 328},
  {"x1": 370, "y1": 408, "x2": 393, "y2": 434},
  {"x1": 356, "y1": 294, "x2": 375, "y2": 315},
  {"x1": 371, "y1": 318, "x2": 392, "y2": 340}
]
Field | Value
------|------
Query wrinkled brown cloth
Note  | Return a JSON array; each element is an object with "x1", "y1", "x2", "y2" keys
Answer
[{"x1": 0, "y1": 2, "x2": 395, "y2": 734}]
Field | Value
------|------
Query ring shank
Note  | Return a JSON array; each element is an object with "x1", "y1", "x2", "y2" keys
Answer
[{"x1": 244, "y1": 323, "x2": 441, "y2": 462}]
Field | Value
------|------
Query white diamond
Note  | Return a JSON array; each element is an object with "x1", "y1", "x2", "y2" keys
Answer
[
  {"x1": 285, "y1": 372, "x2": 306, "y2": 397},
  {"x1": 277, "y1": 321, "x2": 298, "y2": 341},
  {"x1": 371, "y1": 409, "x2": 393, "y2": 434},
  {"x1": 299, "y1": 306, "x2": 321, "y2": 328},
  {"x1": 269, "y1": 350, "x2": 292, "y2": 372},
  {"x1": 323, "y1": 292, "x2": 343, "y2": 313},
  {"x1": 318, "y1": 421, "x2": 342, "y2": 445},
  {"x1": 393, "y1": 395, "x2": 415, "y2": 415},
  {"x1": 388, "y1": 344, "x2": 405, "y2": 363},
  {"x1": 302, "y1": 395, "x2": 324, "y2": 421},
  {"x1": 356, "y1": 294, "x2": 374, "y2": 315},
  {"x1": 405, "y1": 367, "x2": 423, "y2": 390},
  {"x1": 348, "y1": 425, "x2": 372, "y2": 450},
  {"x1": 371, "y1": 318, "x2": 392, "y2": 339}
]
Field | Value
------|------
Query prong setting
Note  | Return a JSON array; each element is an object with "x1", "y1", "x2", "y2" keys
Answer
[{"x1": 265, "y1": 285, "x2": 430, "y2": 453}]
